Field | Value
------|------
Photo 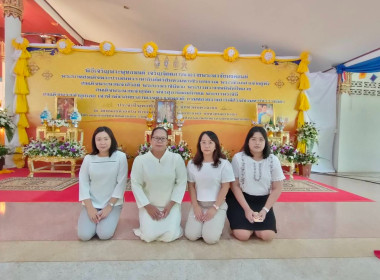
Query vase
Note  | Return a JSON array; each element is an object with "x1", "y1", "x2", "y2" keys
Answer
[
  {"x1": 299, "y1": 163, "x2": 312, "y2": 178},
  {"x1": 0, "y1": 157, "x2": 5, "y2": 170}
]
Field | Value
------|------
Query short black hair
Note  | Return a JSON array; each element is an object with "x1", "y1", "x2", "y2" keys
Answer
[
  {"x1": 242, "y1": 126, "x2": 271, "y2": 159},
  {"x1": 192, "y1": 131, "x2": 225, "y2": 169},
  {"x1": 90, "y1": 126, "x2": 118, "y2": 157}
]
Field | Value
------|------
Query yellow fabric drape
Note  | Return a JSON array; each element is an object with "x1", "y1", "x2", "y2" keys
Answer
[
  {"x1": 12, "y1": 38, "x2": 31, "y2": 156},
  {"x1": 295, "y1": 91, "x2": 310, "y2": 153},
  {"x1": 299, "y1": 73, "x2": 310, "y2": 90}
]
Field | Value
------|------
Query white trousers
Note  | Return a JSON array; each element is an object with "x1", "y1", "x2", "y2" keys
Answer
[{"x1": 185, "y1": 201, "x2": 228, "y2": 244}]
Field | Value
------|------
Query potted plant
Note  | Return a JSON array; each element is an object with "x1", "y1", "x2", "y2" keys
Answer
[
  {"x1": 296, "y1": 122, "x2": 318, "y2": 152},
  {"x1": 0, "y1": 144, "x2": 10, "y2": 170},
  {"x1": 295, "y1": 151, "x2": 319, "y2": 178}
]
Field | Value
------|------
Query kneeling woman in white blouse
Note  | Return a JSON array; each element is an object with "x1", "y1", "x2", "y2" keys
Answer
[
  {"x1": 131, "y1": 127, "x2": 187, "y2": 242},
  {"x1": 185, "y1": 131, "x2": 235, "y2": 244},
  {"x1": 78, "y1": 126, "x2": 128, "y2": 241},
  {"x1": 226, "y1": 126, "x2": 285, "y2": 241}
]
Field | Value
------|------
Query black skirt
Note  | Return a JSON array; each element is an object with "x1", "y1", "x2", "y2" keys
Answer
[{"x1": 226, "y1": 190, "x2": 277, "y2": 233}]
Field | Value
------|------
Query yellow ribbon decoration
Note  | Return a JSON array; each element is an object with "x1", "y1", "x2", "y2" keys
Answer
[
  {"x1": 143, "y1": 41, "x2": 158, "y2": 58},
  {"x1": 260, "y1": 49, "x2": 276, "y2": 64},
  {"x1": 12, "y1": 38, "x2": 31, "y2": 146},
  {"x1": 295, "y1": 91, "x2": 310, "y2": 153},
  {"x1": 182, "y1": 44, "x2": 198, "y2": 60},
  {"x1": 223, "y1": 47, "x2": 239, "y2": 62},
  {"x1": 57, "y1": 39, "x2": 74, "y2": 54},
  {"x1": 99, "y1": 41, "x2": 116, "y2": 56}
]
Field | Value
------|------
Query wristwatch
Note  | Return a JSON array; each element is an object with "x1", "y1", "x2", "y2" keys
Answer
[{"x1": 108, "y1": 202, "x2": 115, "y2": 207}]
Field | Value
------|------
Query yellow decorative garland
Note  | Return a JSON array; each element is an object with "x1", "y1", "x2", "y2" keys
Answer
[
  {"x1": 143, "y1": 41, "x2": 158, "y2": 58},
  {"x1": 57, "y1": 39, "x2": 74, "y2": 54},
  {"x1": 99, "y1": 41, "x2": 115, "y2": 56},
  {"x1": 182, "y1": 44, "x2": 198, "y2": 60},
  {"x1": 223, "y1": 47, "x2": 239, "y2": 62},
  {"x1": 12, "y1": 37, "x2": 31, "y2": 149},
  {"x1": 260, "y1": 49, "x2": 276, "y2": 64}
]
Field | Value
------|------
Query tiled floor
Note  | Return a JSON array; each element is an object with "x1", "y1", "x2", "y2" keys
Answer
[{"x1": 1, "y1": 172, "x2": 380, "y2": 279}]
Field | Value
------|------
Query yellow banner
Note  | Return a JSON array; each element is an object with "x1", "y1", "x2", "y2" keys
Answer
[{"x1": 27, "y1": 48, "x2": 301, "y2": 156}]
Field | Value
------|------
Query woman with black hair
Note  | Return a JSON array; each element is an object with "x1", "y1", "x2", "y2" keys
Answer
[
  {"x1": 226, "y1": 126, "x2": 285, "y2": 241},
  {"x1": 77, "y1": 126, "x2": 128, "y2": 241},
  {"x1": 185, "y1": 131, "x2": 235, "y2": 244}
]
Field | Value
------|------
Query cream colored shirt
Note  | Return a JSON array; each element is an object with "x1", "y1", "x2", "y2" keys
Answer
[{"x1": 131, "y1": 150, "x2": 187, "y2": 208}]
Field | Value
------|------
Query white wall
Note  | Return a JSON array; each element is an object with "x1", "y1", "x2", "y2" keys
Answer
[{"x1": 337, "y1": 73, "x2": 380, "y2": 172}]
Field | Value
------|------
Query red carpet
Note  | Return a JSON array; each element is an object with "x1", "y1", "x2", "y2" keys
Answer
[{"x1": 0, "y1": 168, "x2": 373, "y2": 203}]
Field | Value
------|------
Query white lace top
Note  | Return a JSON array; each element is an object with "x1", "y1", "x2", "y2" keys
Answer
[{"x1": 231, "y1": 152, "x2": 285, "y2": 196}]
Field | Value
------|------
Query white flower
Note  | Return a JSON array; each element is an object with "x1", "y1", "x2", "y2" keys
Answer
[
  {"x1": 264, "y1": 52, "x2": 273, "y2": 61},
  {"x1": 16, "y1": 37, "x2": 24, "y2": 44},
  {"x1": 146, "y1": 45, "x2": 154, "y2": 54},
  {"x1": 228, "y1": 49, "x2": 235, "y2": 57},
  {"x1": 103, "y1": 42, "x2": 111, "y2": 51},
  {"x1": 187, "y1": 45, "x2": 195, "y2": 54},
  {"x1": 58, "y1": 41, "x2": 66, "y2": 49}
]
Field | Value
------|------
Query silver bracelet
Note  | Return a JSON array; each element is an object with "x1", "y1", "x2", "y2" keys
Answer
[{"x1": 262, "y1": 207, "x2": 270, "y2": 213}]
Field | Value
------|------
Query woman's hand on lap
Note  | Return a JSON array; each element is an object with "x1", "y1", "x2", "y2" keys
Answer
[
  {"x1": 86, "y1": 206, "x2": 100, "y2": 224},
  {"x1": 193, "y1": 204, "x2": 204, "y2": 222},
  {"x1": 145, "y1": 204, "x2": 163, "y2": 220},
  {"x1": 203, "y1": 207, "x2": 217, "y2": 222},
  {"x1": 244, "y1": 208, "x2": 255, "y2": 223}
]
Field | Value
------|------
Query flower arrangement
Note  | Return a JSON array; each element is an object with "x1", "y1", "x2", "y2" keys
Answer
[
  {"x1": 137, "y1": 142, "x2": 151, "y2": 156},
  {"x1": 48, "y1": 119, "x2": 70, "y2": 128},
  {"x1": 0, "y1": 108, "x2": 16, "y2": 141},
  {"x1": 221, "y1": 145, "x2": 232, "y2": 162},
  {"x1": 271, "y1": 143, "x2": 298, "y2": 162},
  {"x1": 182, "y1": 44, "x2": 198, "y2": 60},
  {"x1": 261, "y1": 49, "x2": 276, "y2": 64},
  {"x1": 0, "y1": 144, "x2": 10, "y2": 158},
  {"x1": 223, "y1": 47, "x2": 239, "y2": 62},
  {"x1": 99, "y1": 41, "x2": 115, "y2": 56},
  {"x1": 160, "y1": 122, "x2": 173, "y2": 131},
  {"x1": 167, "y1": 141, "x2": 192, "y2": 161},
  {"x1": 295, "y1": 151, "x2": 319, "y2": 165},
  {"x1": 56, "y1": 39, "x2": 74, "y2": 54},
  {"x1": 264, "y1": 123, "x2": 280, "y2": 133},
  {"x1": 23, "y1": 139, "x2": 86, "y2": 158},
  {"x1": 297, "y1": 122, "x2": 319, "y2": 151}
]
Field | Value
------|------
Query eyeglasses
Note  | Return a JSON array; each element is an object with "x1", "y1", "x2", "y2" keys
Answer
[{"x1": 152, "y1": 136, "x2": 168, "y2": 142}]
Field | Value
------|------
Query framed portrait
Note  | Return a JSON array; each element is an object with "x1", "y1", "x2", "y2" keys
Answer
[
  {"x1": 257, "y1": 103, "x2": 275, "y2": 124},
  {"x1": 55, "y1": 97, "x2": 76, "y2": 120},
  {"x1": 155, "y1": 99, "x2": 176, "y2": 123}
]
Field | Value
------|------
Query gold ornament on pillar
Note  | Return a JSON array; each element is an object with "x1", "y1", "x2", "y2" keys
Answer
[{"x1": 2, "y1": 0, "x2": 24, "y2": 20}]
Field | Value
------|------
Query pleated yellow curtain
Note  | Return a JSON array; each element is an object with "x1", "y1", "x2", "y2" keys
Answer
[{"x1": 12, "y1": 38, "x2": 31, "y2": 149}]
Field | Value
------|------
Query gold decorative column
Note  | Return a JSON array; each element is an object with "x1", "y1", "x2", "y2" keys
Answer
[{"x1": 2, "y1": 0, "x2": 24, "y2": 20}]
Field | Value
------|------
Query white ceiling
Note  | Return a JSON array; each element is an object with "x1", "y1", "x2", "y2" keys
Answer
[{"x1": 44, "y1": 0, "x2": 380, "y2": 72}]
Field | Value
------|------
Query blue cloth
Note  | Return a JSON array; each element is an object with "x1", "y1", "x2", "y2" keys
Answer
[{"x1": 336, "y1": 56, "x2": 380, "y2": 74}]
